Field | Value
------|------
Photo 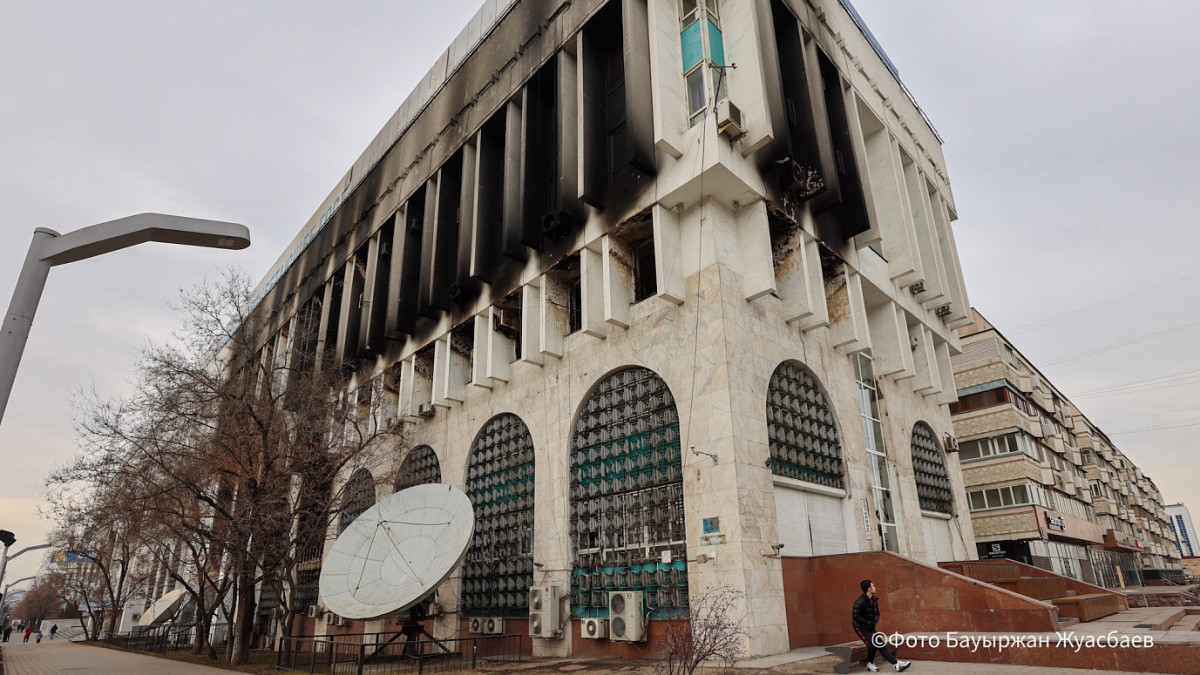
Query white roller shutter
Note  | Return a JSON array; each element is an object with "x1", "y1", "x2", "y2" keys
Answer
[
  {"x1": 775, "y1": 487, "x2": 813, "y2": 557},
  {"x1": 808, "y1": 493, "x2": 848, "y2": 555},
  {"x1": 774, "y1": 486, "x2": 847, "y2": 557},
  {"x1": 922, "y1": 516, "x2": 955, "y2": 563}
]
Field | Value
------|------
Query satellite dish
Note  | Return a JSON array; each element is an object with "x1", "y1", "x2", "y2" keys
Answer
[
  {"x1": 319, "y1": 483, "x2": 474, "y2": 620},
  {"x1": 138, "y1": 588, "x2": 187, "y2": 627}
]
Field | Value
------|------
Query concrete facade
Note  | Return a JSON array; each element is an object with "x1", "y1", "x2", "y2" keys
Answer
[
  {"x1": 951, "y1": 309, "x2": 1181, "y2": 589},
  {"x1": 226, "y1": 0, "x2": 976, "y2": 659}
]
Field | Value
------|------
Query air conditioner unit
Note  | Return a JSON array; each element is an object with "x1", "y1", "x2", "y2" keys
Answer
[
  {"x1": 484, "y1": 617, "x2": 505, "y2": 635},
  {"x1": 417, "y1": 402, "x2": 436, "y2": 418},
  {"x1": 944, "y1": 433, "x2": 959, "y2": 452},
  {"x1": 493, "y1": 309, "x2": 519, "y2": 334},
  {"x1": 716, "y1": 99, "x2": 747, "y2": 141},
  {"x1": 306, "y1": 605, "x2": 320, "y2": 618},
  {"x1": 935, "y1": 304, "x2": 952, "y2": 318},
  {"x1": 333, "y1": 616, "x2": 347, "y2": 627},
  {"x1": 468, "y1": 617, "x2": 484, "y2": 634},
  {"x1": 325, "y1": 613, "x2": 335, "y2": 625},
  {"x1": 529, "y1": 585, "x2": 561, "y2": 639},
  {"x1": 580, "y1": 617, "x2": 608, "y2": 639},
  {"x1": 608, "y1": 591, "x2": 645, "y2": 642}
]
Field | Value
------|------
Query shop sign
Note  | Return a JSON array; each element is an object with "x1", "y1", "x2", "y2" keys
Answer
[{"x1": 1045, "y1": 513, "x2": 1067, "y2": 532}]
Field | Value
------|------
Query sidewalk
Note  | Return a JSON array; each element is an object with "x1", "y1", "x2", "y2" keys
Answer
[
  {"x1": 735, "y1": 647, "x2": 1165, "y2": 674},
  {"x1": 2, "y1": 638, "x2": 241, "y2": 674}
]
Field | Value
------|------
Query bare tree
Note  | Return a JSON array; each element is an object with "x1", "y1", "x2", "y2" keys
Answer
[
  {"x1": 49, "y1": 270, "x2": 404, "y2": 664},
  {"x1": 652, "y1": 586, "x2": 748, "y2": 675},
  {"x1": 42, "y1": 476, "x2": 154, "y2": 636}
]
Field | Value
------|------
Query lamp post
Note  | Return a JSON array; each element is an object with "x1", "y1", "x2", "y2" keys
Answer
[
  {"x1": 0, "y1": 536, "x2": 52, "y2": 595},
  {"x1": 0, "y1": 213, "x2": 250, "y2": 425},
  {"x1": 1, "y1": 575, "x2": 36, "y2": 623}
]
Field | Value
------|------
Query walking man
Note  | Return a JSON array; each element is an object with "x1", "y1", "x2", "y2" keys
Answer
[
  {"x1": 852, "y1": 579, "x2": 911, "y2": 672},
  {"x1": 50, "y1": 623, "x2": 58, "y2": 640}
]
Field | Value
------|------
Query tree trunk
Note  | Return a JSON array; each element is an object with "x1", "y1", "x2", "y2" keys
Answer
[{"x1": 229, "y1": 568, "x2": 257, "y2": 664}]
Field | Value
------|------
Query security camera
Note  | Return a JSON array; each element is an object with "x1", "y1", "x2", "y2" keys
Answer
[{"x1": 771, "y1": 544, "x2": 785, "y2": 552}]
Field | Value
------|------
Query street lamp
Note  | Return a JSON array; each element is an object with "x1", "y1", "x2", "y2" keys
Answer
[
  {"x1": 0, "y1": 213, "x2": 250, "y2": 424},
  {"x1": 1, "y1": 575, "x2": 37, "y2": 621},
  {"x1": 0, "y1": 536, "x2": 52, "y2": 595}
]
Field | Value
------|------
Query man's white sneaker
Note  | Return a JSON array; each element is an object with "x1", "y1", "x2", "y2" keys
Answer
[
  {"x1": 895, "y1": 661, "x2": 911, "y2": 672},
  {"x1": 865, "y1": 663, "x2": 879, "y2": 672}
]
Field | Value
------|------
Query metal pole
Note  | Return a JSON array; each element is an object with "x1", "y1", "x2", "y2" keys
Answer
[
  {"x1": 0, "y1": 229, "x2": 57, "y2": 425},
  {"x1": 0, "y1": 543, "x2": 10, "y2": 597}
]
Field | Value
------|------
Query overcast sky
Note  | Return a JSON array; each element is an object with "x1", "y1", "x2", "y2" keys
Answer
[{"x1": 2, "y1": 1, "x2": 1198, "y2": 586}]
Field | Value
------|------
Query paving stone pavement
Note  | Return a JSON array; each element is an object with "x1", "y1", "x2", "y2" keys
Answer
[{"x1": 2, "y1": 638, "x2": 241, "y2": 674}]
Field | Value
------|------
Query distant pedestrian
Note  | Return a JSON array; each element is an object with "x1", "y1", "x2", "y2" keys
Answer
[
  {"x1": 852, "y1": 579, "x2": 910, "y2": 672},
  {"x1": 3, "y1": 624, "x2": 11, "y2": 641},
  {"x1": 23, "y1": 625, "x2": 32, "y2": 643},
  {"x1": 50, "y1": 624, "x2": 58, "y2": 639},
  {"x1": 35, "y1": 628, "x2": 43, "y2": 643}
]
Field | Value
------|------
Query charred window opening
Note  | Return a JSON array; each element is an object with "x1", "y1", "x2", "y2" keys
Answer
[
  {"x1": 522, "y1": 60, "x2": 559, "y2": 251},
  {"x1": 580, "y1": 1, "x2": 655, "y2": 210},
  {"x1": 613, "y1": 211, "x2": 657, "y2": 303},
  {"x1": 340, "y1": 245, "x2": 368, "y2": 362},
  {"x1": 393, "y1": 187, "x2": 426, "y2": 336},
  {"x1": 494, "y1": 290, "x2": 522, "y2": 361},
  {"x1": 362, "y1": 219, "x2": 394, "y2": 354},
  {"x1": 767, "y1": 2, "x2": 868, "y2": 244},
  {"x1": 546, "y1": 253, "x2": 582, "y2": 337},
  {"x1": 321, "y1": 275, "x2": 343, "y2": 372},
  {"x1": 473, "y1": 111, "x2": 506, "y2": 283},
  {"x1": 633, "y1": 239, "x2": 657, "y2": 302},
  {"x1": 451, "y1": 320, "x2": 475, "y2": 379},
  {"x1": 815, "y1": 49, "x2": 870, "y2": 240}
]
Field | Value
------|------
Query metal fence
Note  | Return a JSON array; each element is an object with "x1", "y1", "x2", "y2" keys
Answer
[
  {"x1": 277, "y1": 633, "x2": 523, "y2": 675},
  {"x1": 101, "y1": 624, "x2": 199, "y2": 654}
]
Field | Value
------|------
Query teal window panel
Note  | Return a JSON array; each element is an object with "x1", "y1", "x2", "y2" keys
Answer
[
  {"x1": 707, "y1": 20, "x2": 725, "y2": 67},
  {"x1": 681, "y1": 21, "x2": 703, "y2": 71}
]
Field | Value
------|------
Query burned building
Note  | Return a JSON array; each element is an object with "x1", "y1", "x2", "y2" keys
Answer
[{"x1": 249, "y1": 0, "x2": 976, "y2": 657}]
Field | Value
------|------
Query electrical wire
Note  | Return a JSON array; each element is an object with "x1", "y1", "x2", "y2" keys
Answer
[
  {"x1": 1008, "y1": 270, "x2": 1200, "y2": 335},
  {"x1": 1041, "y1": 318, "x2": 1200, "y2": 366}
]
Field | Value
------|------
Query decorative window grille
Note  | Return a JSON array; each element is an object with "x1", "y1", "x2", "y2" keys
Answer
[
  {"x1": 462, "y1": 413, "x2": 535, "y2": 617},
  {"x1": 338, "y1": 468, "x2": 375, "y2": 534},
  {"x1": 394, "y1": 445, "x2": 441, "y2": 492},
  {"x1": 766, "y1": 362, "x2": 845, "y2": 489},
  {"x1": 569, "y1": 367, "x2": 688, "y2": 619},
  {"x1": 910, "y1": 423, "x2": 953, "y2": 514}
]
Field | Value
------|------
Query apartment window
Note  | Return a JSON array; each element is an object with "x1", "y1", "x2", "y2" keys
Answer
[
  {"x1": 854, "y1": 353, "x2": 899, "y2": 552},
  {"x1": 949, "y1": 387, "x2": 1010, "y2": 414},
  {"x1": 680, "y1": 0, "x2": 726, "y2": 126},
  {"x1": 967, "y1": 482, "x2": 1050, "y2": 512},
  {"x1": 958, "y1": 432, "x2": 1038, "y2": 463}
]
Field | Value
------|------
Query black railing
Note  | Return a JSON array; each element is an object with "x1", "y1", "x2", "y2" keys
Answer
[
  {"x1": 277, "y1": 633, "x2": 523, "y2": 675},
  {"x1": 101, "y1": 624, "x2": 199, "y2": 654}
]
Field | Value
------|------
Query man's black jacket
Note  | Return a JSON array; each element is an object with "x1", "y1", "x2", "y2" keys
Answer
[{"x1": 852, "y1": 593, "x2": 880, "y2": 632}]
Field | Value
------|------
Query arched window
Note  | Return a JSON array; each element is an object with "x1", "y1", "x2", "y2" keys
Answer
[
  {"x1": 338, "y1": 468, "x2": 375, "y2": 534},
  {"x1": 394, "y1": 445, "x2": 441, "y2": 492},
  {"x1": 911, "y1": 422, "x2": 953, "y2": 514},
  {"x1": 569, "y1": 367, "x2": 687, "y2": 620},
  {"x1": 462, "y1": 414, "x2": 535, "y2": 617},
  {"x1": 766, "y1": 362, "x2": 845, "y2": 488}
]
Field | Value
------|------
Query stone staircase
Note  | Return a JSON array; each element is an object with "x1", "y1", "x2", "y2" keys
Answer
[{"x1": 940, "y1": 559, "x2": 1126, "y2": 623}]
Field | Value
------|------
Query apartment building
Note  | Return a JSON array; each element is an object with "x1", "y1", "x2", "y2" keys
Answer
[
  {"x1": 1167, "y1": 503, "x2": 1197, "y2": 558},
  {"x1": 951, "y1": 310, "x2": 1180, "y2": 588},
  {"x1": 239, "y1": 0, "x2": 977, "y2": 657}
]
